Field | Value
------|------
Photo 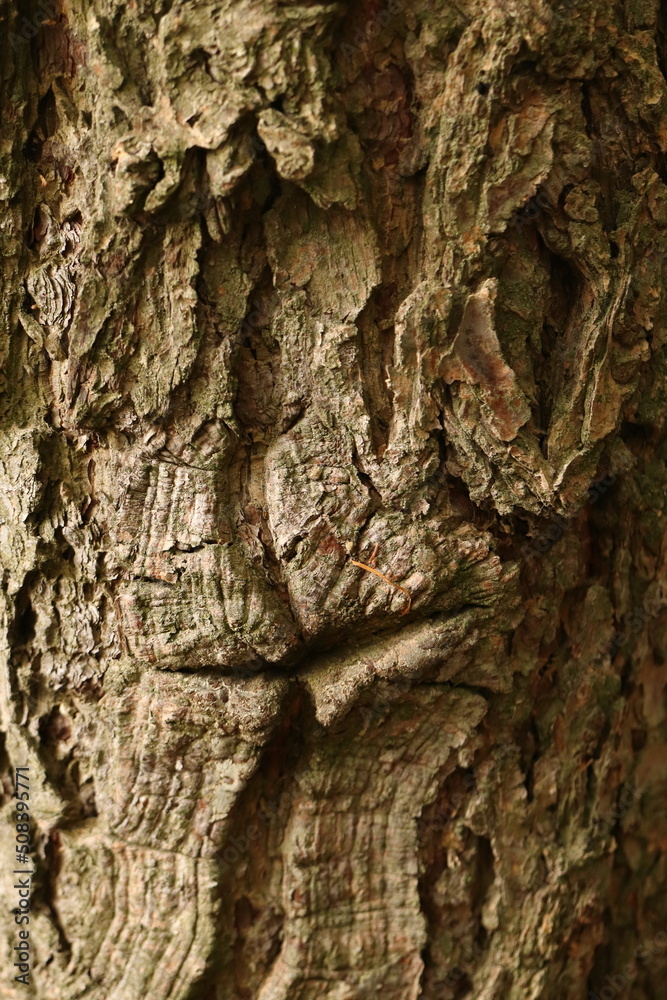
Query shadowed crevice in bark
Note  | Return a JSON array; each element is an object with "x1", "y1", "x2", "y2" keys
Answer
[{"x1": 2, "y1": 0, "x2": 667, "y2": 997}]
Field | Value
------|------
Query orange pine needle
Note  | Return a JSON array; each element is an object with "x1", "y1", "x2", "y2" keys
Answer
[{"x1": 350, "y1": 559, "x2": 411, "y2": 615}]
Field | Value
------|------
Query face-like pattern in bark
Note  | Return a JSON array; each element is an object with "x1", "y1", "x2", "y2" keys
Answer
[{"x1": 2, "y1": 1, "x2": 667, "y2": 999}]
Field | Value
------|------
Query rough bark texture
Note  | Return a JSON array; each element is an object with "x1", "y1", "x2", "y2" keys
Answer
[{"x1": 2, "y1": 0, "x2": 667, "y2": 998}]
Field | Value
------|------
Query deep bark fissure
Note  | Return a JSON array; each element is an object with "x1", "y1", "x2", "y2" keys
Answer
[{"x1": 3, "y1": 0, "x2": 667, "y2": 998}]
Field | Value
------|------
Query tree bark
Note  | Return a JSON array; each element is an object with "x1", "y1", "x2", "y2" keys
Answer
[{"x1": 2, "y1": 0, "x2": 667, "y2": 998}]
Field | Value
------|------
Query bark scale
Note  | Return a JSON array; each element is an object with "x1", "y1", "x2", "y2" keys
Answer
[{"x1": 1, "y1": 0, "x2": 667, "y2": 998}]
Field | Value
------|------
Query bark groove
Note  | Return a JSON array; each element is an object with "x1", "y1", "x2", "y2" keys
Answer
[{"x1": 1, "y1": 0, "x2": 667, "y2": 998}]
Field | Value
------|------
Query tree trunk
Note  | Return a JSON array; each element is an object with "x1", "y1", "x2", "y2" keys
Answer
[{"x1": 2, "y1": 0, "x2": 667, "y2": 997}]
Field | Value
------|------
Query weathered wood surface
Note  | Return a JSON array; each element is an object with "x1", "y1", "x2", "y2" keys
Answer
[{"x1": 1, "y1": 0, "x2": 667, "y2": 997}]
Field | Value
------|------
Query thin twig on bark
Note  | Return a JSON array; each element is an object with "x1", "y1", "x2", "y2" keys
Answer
[{"x1": 350, "y1": 559, "x2": 412, "y2": 615}]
